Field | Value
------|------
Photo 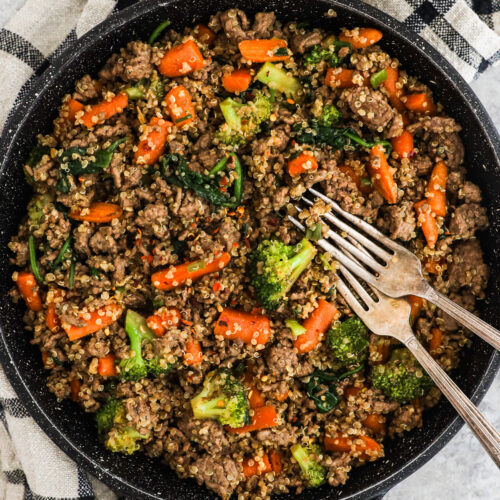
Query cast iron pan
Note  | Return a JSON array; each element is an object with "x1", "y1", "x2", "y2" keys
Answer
[{"x1": 0, "y1": 0, "x2": 499, "y2": 498}]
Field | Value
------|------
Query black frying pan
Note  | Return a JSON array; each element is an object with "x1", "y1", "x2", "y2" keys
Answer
[{"x1": 0, "y1": 0, "x2": 499, "y2": 498}]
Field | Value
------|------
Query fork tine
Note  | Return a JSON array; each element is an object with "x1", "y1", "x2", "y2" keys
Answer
[
  {"x1": 335, "y1": 274, "x2": 368, "y2": 318},
  {"x1": 287, "y1": 215, "x2": 379, "y2": 286},
  {"x1": 303, "y1": 195, "x2": 392, "y2": 262},
  {"x1": 338, "y1": 265, "x2": 375, "y2": 307},
  {"x1": 308, "y1": 187, "x2": 401, "y2": 251}
]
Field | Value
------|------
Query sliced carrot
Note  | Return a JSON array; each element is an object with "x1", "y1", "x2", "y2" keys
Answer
[
  {"x1": 370, "y1": 342, "x2": 390, "y2": 365},
  {"x1": 152, "y1": 253, "x2": 231, "y2": 290},
  {"x1": 338, "y1": 165, "x2": 372, "y2": 195},
  {"x1": 382, "y1": 67, "x2": 406, "y2": 113},
  {"x1": 414, "y1": 200, "x2": 438, "y2": 248},
  {"x1": 404, "y1": 93, "x2": 436, "y2": 115},
  {"x1": 146, "y1": 315, "x2": 164, "y2": 337},
  {"x1": 62, "y1": 303, "x2": 123, "y2": 341},
  {"x1": 339, "y1": 28, "x2": 383, "y2": 49},
  {"x1": 269, "y1": 450, "x2": 282, "y2": 474},
  {"x1": 222, "y1": 68, "x2": 253, "y2": 93},
  {"x1": 426, "y1": 161, "x2": 447, "y2": 217},
  {"x1": 41, "y1": 351, "x2": 49, "y2": 368},
  {"x1": 79, "y1": 92, "x2": 128, "y2": 128},
  {"x1": 164, "y1": 85, "x2": 196, "y2": 126},
  {"x1": 134, "y1": 115, "x2": 172, "y2": 165},
  {"x1": 243, "y1": 454, "x2": 272, "y2": 477},
  {"x1": 424, "y1": 257, "x2": 445, "y2": 275},
  {"x1": 367, "y1": 145, "x2": 398, "y2": 204},
  {"x1": 243, "y1": 372, "x2": 266, "y2": 408},
  {"x1": 344, "y1": 385, "x2": 362, "y2": 399},
  {"x1": 184, "y1": 340, "x2": 203, "y2": 366},
  {"x1": 98, "y1": 354, "x2": 117, "y2": 377},
  {"x1": 288, "y1": 151, "x2": 318, "y2": 176},
  {"x1": 293, "y1": 300, "x2": 338, "y2": 354},
  {"x1": 69, "y1": 202, "x2": 122, "y2": 223},
  {"x1": 70, "y1": 379, "x2": 81, "y2": 402},
  {"x1": 429, "y1": 327, "x2": 443, "y2": 356},
  {"x1": 194, "y1": 24, "x2": 216, "y2": 46},
  {"x1": 363, "y1": 414, "x2": 386, "y2": 434},
  {"x1": 238, "y1": 39, "x2": 290, "y2": 62},
  {"x1": 227, "y1": 405, "x2": 278, "y2": 433},
  {"x1": 214, "y1": 308, "x2": 271, "y2": 346},
  {"x1": 158, "y1": 39, "x2": 204, "y2": 77},
  {"x1": 407, "y1": 295, "x2": 424, "y2": 324},
  {"x1": 16, "y1": 271, "x2": 42, "y2": 311},
  {"x1": 325, "y1": 68, "x2": 368, "y2": 88},
  {"x1": 67, "y1": 98, "x2": 84, "y2": 121},
  {"x1": 146, "y1": 308, "x2": 181, "y2": 337},
  {"x1": 391, "y1": 130, "x2": 414, "y2": 159},
  {"x1": 275, "y1": 389, "x2": 289, "y2": 402},
  {"x1": 46, "y1": 304, "x2": 60, "y2": 333},
  {"x1": 324, "y1": 434, "x2": 382, "y2": 460}
]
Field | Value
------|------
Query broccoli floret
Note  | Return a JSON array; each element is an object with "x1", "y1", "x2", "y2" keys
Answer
[
  {"x1": 190, "y1": 369, "x2": 250, "y2": 428},
  {"x1": 371, "y1": 348, "x2": 433, "y2": 403},
  {"x1": 119, "y1": 310, "x2": 176, "y2": 380},
  {"x1": 327, "y1": 316, "x2": 369, "y2": 366},
  {"x1": 255, "y1": 62, "x2": 301, "y2": 98},
  {"x1": 96, "y1": 398, "x2": 148, "y2": 455},
  {"x1": 291, "y1": 443, "x2": 326, "y2": 488},
  {"x1": 303, "y1": 44, "x2": 339, "y2": 66},
  {"x1": 318, "y1": 104, "x2": 342, "y2": 127},
  {"x1": 249, "y1": 238, "x2": 317, "y2": 311},
  {"x1": 28, "y1": 193, "x2": 54, "y2": 226},
  {"x1": 216, "y1": 92, "x2": 272, "y2": 146}
]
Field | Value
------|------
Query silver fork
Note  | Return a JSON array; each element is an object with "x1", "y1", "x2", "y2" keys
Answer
[
  {"x1": 300, "y1": 207, "x2": 500, "y2": 467},
  {"x1": 294, "y1": 187, "x2": 500, "y2": 351}
]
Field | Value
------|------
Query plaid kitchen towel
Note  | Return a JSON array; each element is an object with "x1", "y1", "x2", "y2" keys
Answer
[{"x1": 0, "y1": 0, "x2": 499, "y2": 498}]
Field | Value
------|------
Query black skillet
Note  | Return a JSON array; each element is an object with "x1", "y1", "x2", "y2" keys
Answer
[{"x1": 0, "y1": 0, "x2": 499, "y2": 498}]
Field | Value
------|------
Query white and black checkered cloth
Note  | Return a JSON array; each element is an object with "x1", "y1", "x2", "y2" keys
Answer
[{"x1": 0, "y1": 0, "x2": 499, "y2": 498}]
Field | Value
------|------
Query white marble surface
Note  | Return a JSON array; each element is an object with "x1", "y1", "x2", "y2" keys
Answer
[{"x1": 0, "y1": 1, "x2": 499, "y2": 498}]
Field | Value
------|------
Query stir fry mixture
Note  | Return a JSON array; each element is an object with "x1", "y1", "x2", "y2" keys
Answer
[{"x1": 9, "y1": 9, "x2": 489, "y2": 499}]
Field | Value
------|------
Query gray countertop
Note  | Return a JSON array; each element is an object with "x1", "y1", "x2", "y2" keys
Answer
[{"x1": 0, "y1": 1, "x2": 499, "y2": 498}]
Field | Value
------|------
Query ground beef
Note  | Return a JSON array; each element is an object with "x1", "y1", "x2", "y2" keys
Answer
[
  {"x1": 323, "y1": 454, "x2": 352, "y2": 487},
  {"x1": 342, "y1": 87, "x2": 394, "y2": 131},
  {"x1": 178, "y1": 417, "x2": 229, "y2": 454},
  {"x1": 192, "y1": 456, "x2": 241, "y2": 499},
  {"x1": 256, "y1": 426, "x2": 298, "y2": 447},
  {"x1": 427, "y1": 132, "x2": 464, "y2": 169},
  {"x1": 407, "y1": 116, "x2": 461, "y2": 135},
  {"x1": 265, "y1": 344, "x2": 299, "y2": 377},
  {"x1": 219, "y1": 9, "x2": 251, "y2": 44},
  {"x1": 460, "y1": 181, "x2": 482, "y2": 203},
  {"x1": 290, "y1": 30, "x2": 322, "y2": 53},
  {"x1": 449, "y1": 203, "x2": 488, "y2": 239},
  {"x1": 377, "y1": 201, "x2": 416, "y2": 241},
  {"x1": 252, "y1": 12, "x2": 276, "y2": 37},
  {"x1": 448, "y1": 240, "x2": 489, "y2": 296},
  {"x1": 411, "y1": 154, "x2": 433, "y2": 176},
  {"x1": 73, "y1": 74, "x2": 101, "y2": 101},
  {"x1": 89, "y1": 227, "x2": 118, "y2": 254},
  {"x1": 389, "y1": 404, "x2": 423, "y2": 437},
  {"x1": 99, "y1": 41, "x2": 153, "y2": 82}
]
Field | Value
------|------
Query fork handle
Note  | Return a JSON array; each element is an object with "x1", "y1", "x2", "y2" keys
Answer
[
  {"x1": 422, "y1": 288, "x2": 500, "y2": 351},
  {"x1": 405, "y1": 335, "x2": 500, "y2": 468}
]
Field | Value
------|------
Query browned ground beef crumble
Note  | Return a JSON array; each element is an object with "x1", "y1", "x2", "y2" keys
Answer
[{"x1": 9, "y1": 9, "x2": 489, "y2": 499}]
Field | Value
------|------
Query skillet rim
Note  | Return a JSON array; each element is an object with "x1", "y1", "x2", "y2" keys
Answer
[{"x1": 0, "y1": 0, "x2": 499, "y2": 498}]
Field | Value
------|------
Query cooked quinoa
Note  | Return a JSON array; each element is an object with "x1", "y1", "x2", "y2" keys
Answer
[{"x1": 9, "y1": 9, "x2": 489, "y2": 499}]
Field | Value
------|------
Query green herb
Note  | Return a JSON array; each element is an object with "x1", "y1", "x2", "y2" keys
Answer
[
  {"x1": 59, "y1": 138, "x2": 126, "y2": 176},
  {"x1": 57, "y1": 175, "x2": 71, "y2": 193},
  {"x1": 51, "y1": 235, "x2": 72, "y2": 270},
  {"x1": 303, "y1": 41, "x2": 352, "y2": 67},
  {"x1": 370, "y1": 69, "x2": 388, "y2": 89},
  {"x1": 306, "y1": 365, "x2": 364, "y2": 412},
  {"x1": 175, "y1": 114, "x2": 192, "y2": 124},
  {"x1": 326, "y1": 284, "x2": 336, "y2": 296},
  {"x1": 305, "y1": 223, "x2": 323, "y2": 241},
  {"x1": 285, "y1": 319, "x2": 307, "y2": 338},
  {"x1": 319, "y1": 253, "x2": 333, "y2": 271},
  {"x1": 123, "y1": 85, "x2": 145, "y2": 100},
  {"x1": 148, "y1": 20, "x2": 171, "y2": 45},
  {"x1": 269, "y1": 88, "x2": 276, "y2": 103},
  {"x1": 241, "y1": 223, "x2": 249, "y2": 237},
  {"x1": 28, "y1": 235, "x2": 45, "y2": 284},
  {"x1": 28, "y1": 145, "x2": 51, "y2": 168},
  {"x1": 162, "y1": 153, "x2": 243, "y2": 208},
  {"x1": 274, "y1": 47, "x2": 289, "y2": 56},
  {"x1": 69, "y1": 258, "x2": 76, "y2": 289},
  {"x1": 90, "y1": 267, "x2": 102, "y2": 280}
]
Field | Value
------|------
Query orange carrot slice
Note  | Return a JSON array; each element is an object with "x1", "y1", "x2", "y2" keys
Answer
[
  {"x1": 70, "y1": 379, "x2": 81, "y2": 401},
  {"x1": 184, "y1": 340, "x2": 203, "y2": 366},
  {"x1": 269, "y1": 450, "x2": 282, "y2": 473},
  {"x1": 79, "y1": 92, "x2": 128, "y2": 128},
  {"x1": 134, "y1": 116, "x2": 172, "y2": 165},
  {"x1": 367, "y1": 145, "x2": 398, "y2": 204},
  {"x1": 164, "y1": 85, "x2": 196, "y2": 126},
  {"x1": 407, "y1": 295, "x2": 424, "y2": 324},
  {"x1": 288, "y1": 151, "x2": 318, "y2": 176},
  {"x1": 426, "y1": 161, "x2": 447, "y2": 217},
  {"x1": 293, "y1": 300, "x2": 338, "y2": 354},
  {"x1": 324, "y1": 433, "x2": 382, "y2": 460},
  {"x1": 16, "y1": 271, "x2": 42, "y2": 311},
  {"x1": 414, "y1": 200, "x2": 438, "y2": 248},
  {"x1": 222, "y1": 68, "x2": 253, "y2": 93},
  {"x1": 62, "y1": 303, "x2": 123, "y2": 341},
  {"x1": 242, "y1": 454, "x2": 272, "y2": 477},
  {"x1": 194, "y1": 24, "x2": 216, "y2": 46},
  {"x1": 69, "y1": 202, "x2": 123, "y2": 223},
  {"x1": 429, "y1": 327, "x2": 443, "y2": 356},
  {"x1": 67, "y1": 98, "x2": 85, "y2": 121},
  {"x1": 391, "y1": 130, "x2": 414, "y2": 159},
  {"x1": 404, "y1": 93, "x2": 436, "y2": 115},
  {"x1": 152, "y1": 253, "x2": 231, "y2": 290},
  {"x1": 382, "y1": 67, "x2": 406, "y2": 113},
  {"x1": 238, "y1": 39, "x2": 290, "y2": 62},
  {"x1": 363, "y1": 414, "x2": 386, "y2": 434},
  {"x1": 227, "y1": 405, "x2": 279, "y2": 433},
  {"x1": 214, "y1": 308, "x2": 271, "y2": 346},
  {"x1": 325, "y1": 68, "x2": 368, "y2": 88},
  {"x1": 98, "y1": 354, "x2": 117, "y2": 377},
  {"x1": 158, "y1": 40, "x2": 204, "y2": 77},
  {"x1": 339, "y1": 28, "x2": 383, "y2": 49}
]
